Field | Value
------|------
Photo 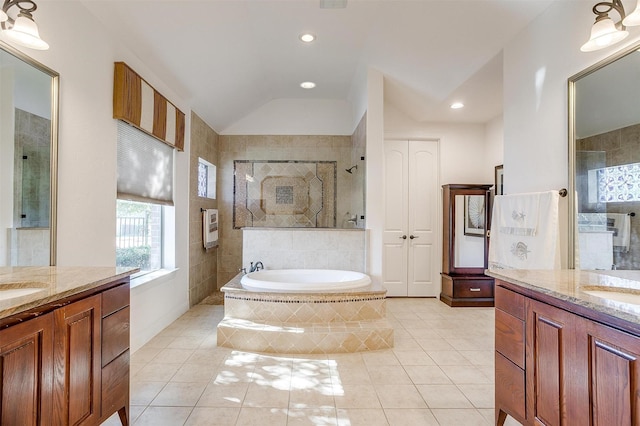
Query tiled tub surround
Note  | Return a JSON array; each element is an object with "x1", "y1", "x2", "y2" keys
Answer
[
  {"x1": 217, "y1": 274, "x2": 393, "y2": 354},
  {"x1": 242, "y1": 228, "x2": 366, "y2": 272}
]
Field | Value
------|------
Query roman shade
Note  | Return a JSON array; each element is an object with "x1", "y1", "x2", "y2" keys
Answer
[{"x1": 117, "y1": 121, "x2": 174, "y2": 205}]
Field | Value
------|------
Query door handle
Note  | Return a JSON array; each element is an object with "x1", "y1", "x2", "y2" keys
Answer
[
  {"x1": 400, "y1": 235, "x2": 407, "y2": 239},
  {"x1": 410, "y1": 235, "x2": 419, "y2": 239}
]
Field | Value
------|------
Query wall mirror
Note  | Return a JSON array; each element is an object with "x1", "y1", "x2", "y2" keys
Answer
[
  {"x1": 569, "y1": 41, "x2": 640, "y2": 270},
  {"x1": 0, "y1": 41, "x2": 58, "y2": 266}
]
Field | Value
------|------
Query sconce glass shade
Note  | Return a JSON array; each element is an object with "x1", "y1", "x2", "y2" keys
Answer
[
  {"x1": 623, "y1": 2, "x2": 640, "y2": 26},
  {"x1": 4, "y1": 15, "x2": 49, "y2": 50},
  {"x1": 581, "y1": 17, "x2": 629, "y2": 52},
  {"x1": 0, "y1": 9, "x2": 8, "y2": 22}
]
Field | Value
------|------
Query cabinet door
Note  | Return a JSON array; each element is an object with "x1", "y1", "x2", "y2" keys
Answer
[
  {"x1": 584, "y1": 321, "x2": 640, "y2": 426},
  {"x1": 0, "y1": 313, "x2": 54, "y2": 426},
  {"x1": 526, "y1": 299, "x2": 589, "y2": 426},
  {"x1": 53, "y1": 295, "x2": 102, "y2": 426}
]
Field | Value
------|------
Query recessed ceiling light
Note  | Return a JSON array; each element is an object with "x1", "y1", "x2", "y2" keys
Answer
[
  {"x1": 300, "y1": 81, "x2": 316, "y2": 89},
  {"x1": 299, "y1": 33, "x2": 316, "y2": 43},
  {"x1": 450, "y1": 102, "x2": 464, "y2": 109}
]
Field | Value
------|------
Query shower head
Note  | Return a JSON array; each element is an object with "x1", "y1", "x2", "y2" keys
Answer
[{"x1": 345, "y1": 165, "x2": 357, "y2": 174}]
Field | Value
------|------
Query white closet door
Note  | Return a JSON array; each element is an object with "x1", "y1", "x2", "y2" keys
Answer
[
  {"x1": 383, "y1": 140, "x2": 439, "y2": 297},
  {"x1": 383, "y1": 140, "x2": 409, "y2": 296},
  {"x1": 407, "y1": 141, "x2": 439, "y2": 297}
]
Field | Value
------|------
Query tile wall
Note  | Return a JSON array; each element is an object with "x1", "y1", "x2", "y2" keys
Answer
[
  {"x1": 13, "y1": 108, "x2": 50, "y2": 228},
  {"x1": 9, "y1": 228, "x2": 49, "y2": 266},
  {"x1": 577, "y1": 123, "x2": 640, "y2": 269},
  {"x1": 218, "y1": 135, "x2": 356, "y2": 286},
  {"x1": 242, "y1": 228, "x2": 366, "y2": 272},
  {"x1": 188, "y1": 112, "x2": 219, "y2": 306}
]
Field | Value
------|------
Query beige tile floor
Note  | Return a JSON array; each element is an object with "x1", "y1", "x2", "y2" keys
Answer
[{"x1": 102, "y1": 298, "x2": 522, "y2": 426}]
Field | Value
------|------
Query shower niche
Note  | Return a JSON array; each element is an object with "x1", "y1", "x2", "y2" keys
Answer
[{"x1": 440, "y1": 184, "x2": 494, "y2": 307}]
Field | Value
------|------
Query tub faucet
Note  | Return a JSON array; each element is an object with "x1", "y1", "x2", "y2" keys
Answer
[{"x1": 249, "y1": 261, "x2": 264, "y2": 272}]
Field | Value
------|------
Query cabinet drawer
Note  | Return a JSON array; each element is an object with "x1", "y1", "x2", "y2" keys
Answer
[
  {"x1": 102, "y1": 283, "x2": 130, "y2": 318},
  {"x1": 495, "y1": 352, "x2": 526, "y2": 422},
  {"x1": 495, "y1": 283, "x2": 525, "y2": 319},
  {"x1": 102, "y1": 307, "x2": 130, "y2": 367},
  {"x1": 495, "y1": 309, "x2": 525, "y2": 368},
  {"x1": 101, "y1": 350, "x2": 129, "y2": 418},
  {"x1": 453, "y1": 279, "x2": 494, "y2": 298}
]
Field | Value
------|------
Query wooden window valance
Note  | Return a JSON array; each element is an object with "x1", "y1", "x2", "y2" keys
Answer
[{"x1": 113, "y1": 62, "x2": 185, "y2": 151}]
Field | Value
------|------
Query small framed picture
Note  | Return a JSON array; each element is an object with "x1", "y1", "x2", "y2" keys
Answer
[
  {"x1": 495, "y1": 165, "x2": 504, "y2": 195},
  {"x1": 464, "y1": 195, "x2": 486, "y2": 237}
]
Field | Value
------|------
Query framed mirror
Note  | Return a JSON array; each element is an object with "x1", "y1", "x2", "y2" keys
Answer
[
  {"x1": 0, "y1": 41, "x2": 58, "y2": 266},
  {"x1": 569, "y1": 41, "x2": 640, "y2": 270}
]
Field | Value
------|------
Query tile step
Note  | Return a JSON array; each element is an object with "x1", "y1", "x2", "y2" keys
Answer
[{"x1": 217, "y1": 317, "x2": 394, "y2": 354}]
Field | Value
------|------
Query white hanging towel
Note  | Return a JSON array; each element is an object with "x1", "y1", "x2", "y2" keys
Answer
[
  {"x1": 607, "y1": 213, "x2": 631, "y2": 253},
  {"x1": 489, "y1": 191, "x2": 560, "y2": 270},
  {"x1": 203, "y1": 209, "x2": 218, "y2": 249}
]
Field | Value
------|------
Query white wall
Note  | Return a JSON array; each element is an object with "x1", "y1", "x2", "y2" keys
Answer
[
  {"x1": 0, "y1": 3, "x2": 192, "y2": 352},
  {"x1": 384, "y1": 103, "x2": 495, "y2": 184},
  {"x1": 485, "y1": 114, "x2": 504, "y2": 170},
  {"x1": 221, "y1": 98, "x2": 355, "y2": 135},
  {"x1": 0, "y1": 68, "x2": 14, "y2": 266},
  {"x1": 503, "y1": 1, "x2": 640, "y2": 267},
  {"x1": 365, "y1": 69, "x2": 385, "y2": 284}
]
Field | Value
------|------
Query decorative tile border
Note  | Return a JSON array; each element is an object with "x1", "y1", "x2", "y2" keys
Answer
[
  {"x1": 233, "y1": 160, "x2": 336, "y2": 228},
  {"x1": 224, "y1": 293, "x2": 386, "y2": 304}
]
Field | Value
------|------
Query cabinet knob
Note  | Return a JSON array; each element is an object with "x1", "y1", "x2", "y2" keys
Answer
[
  {"x1": 410, "y1": 235, "x2": 419, "y2": 239},
  {"x1": 400, "y1": 235, "x2": 407, "y2": 239}
]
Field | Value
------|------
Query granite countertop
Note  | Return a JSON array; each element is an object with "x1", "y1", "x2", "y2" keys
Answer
[
  {"x1": 0, "y1": 266, "x2": 138, "y2": 320},
  {"x1": 487, "y1": 269, "x2": 640, "y2": 329}
]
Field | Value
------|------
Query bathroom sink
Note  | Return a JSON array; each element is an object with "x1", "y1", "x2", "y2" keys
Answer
[
  {"x1": 0, "y1": 288, "x2": 44, "y2": 300},
  {"x1": 582, "y1": 287, "x2": 640, "y2": 306},
  {"x1": 0, "y1": 283, "x2": 48, "y2": 301}
]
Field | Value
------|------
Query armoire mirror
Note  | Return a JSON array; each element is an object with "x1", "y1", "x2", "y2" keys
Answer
[
  {"x1": 569, "y1": 41, "x2": 640, "y2": 270},
  {"x1": 0, "y1": 41, "x2": 58, "y2": 266}
]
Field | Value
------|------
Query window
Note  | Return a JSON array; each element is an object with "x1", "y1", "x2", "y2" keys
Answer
[
  {"x1": 116, "y1": 121, "x2": 175, "y2": 274},
  {"x1": 116, "y1": 200, "x2": 163, "y2": 271},
  {"x1": 198, "y1": 157, "x2": 216, "y2": 199},
  {"x1": 588, "y1": 162, "x2": 640, "y2": 203}
]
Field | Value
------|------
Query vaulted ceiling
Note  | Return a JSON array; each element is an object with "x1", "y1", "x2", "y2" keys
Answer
[{"x1": 82, "y1": 0, "x2": 556, "y2": 134}]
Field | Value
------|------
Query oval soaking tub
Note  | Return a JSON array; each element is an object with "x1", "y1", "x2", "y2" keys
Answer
[{"x1": 240, "y1": 269, "x2": 371, "y2": 292}]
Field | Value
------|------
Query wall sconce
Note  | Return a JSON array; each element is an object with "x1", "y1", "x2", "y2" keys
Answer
[
  {"x1": 0, "y1": 0, "x2": 48, "y2": 50},
  {"x1": 581, "y1": 0, "x2": 640, "y2": 51}
]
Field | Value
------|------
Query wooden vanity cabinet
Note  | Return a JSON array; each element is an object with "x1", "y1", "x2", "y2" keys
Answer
[
  {"x1": 0, "y1": 313, "x2": 54, "y2": 426},
  {"x1": 53, "y1": 295, "x2": 102, "y2": 425},
  {"x1": 0, "y1": 278, "x2": 130, "y2": 426},
  {"x1": 100, "y1": 283, "x2": 130, "y2": 424},
  {"x1": 495, "y1": 280, "x2": 640, "y2": 426}
]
